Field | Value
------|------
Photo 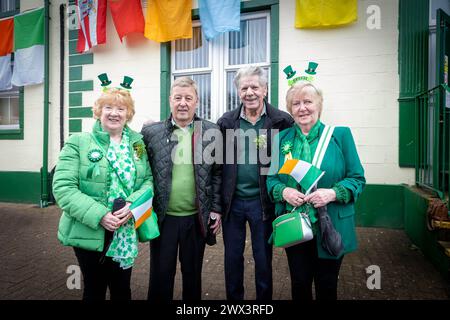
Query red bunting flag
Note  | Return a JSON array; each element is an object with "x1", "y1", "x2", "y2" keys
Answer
[
  {"x1": 76, "y1": 0, "x2": 107, "y2": 53},
  {"x1": 108, "y1": 0, "x2": 145, "y2": 41}
]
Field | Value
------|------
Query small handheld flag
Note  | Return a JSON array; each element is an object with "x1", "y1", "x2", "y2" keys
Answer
[
  {"x1": 278, "y1": 159, "x2": 324, "y2": 194},
  {"x1": 130, "y1": 188, "x2": 153, "y2": 229}
]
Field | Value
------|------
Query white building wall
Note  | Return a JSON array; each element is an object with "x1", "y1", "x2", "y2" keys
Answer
[
  {"x1": 278, "y1": 0, "x2": 414, "y2": 185},
  {"x1": 0, "y1": 0, "x2": 49, "y2": 172},
  {"x1": 1, "y1": 0, "x2": 415, "y2": 186}
]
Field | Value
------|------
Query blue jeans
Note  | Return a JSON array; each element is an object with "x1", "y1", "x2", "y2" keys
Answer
[{"x1": 223, "y1": 198, "x2": 273, "y2": 300}]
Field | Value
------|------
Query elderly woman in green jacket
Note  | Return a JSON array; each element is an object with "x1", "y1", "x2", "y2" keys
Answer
[
  {"x1": 53, "y1": 86, "x2": 154, "y2": 300},
  {"x1": 266, "y1": 81, "x2": 365, "y2": 300}
]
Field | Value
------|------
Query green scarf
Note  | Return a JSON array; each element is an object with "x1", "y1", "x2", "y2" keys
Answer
[{"x1": 285, "y1": 121, "x2": 322, "y2": 227}]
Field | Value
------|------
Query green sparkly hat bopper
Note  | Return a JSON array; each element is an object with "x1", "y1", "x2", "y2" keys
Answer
[
  {"x1": 98, "y1": 73, "x2": 112, "y2": 87},
  {"x1": 283, "y1": 65, "x2": 297, "y2": 79},
  {"x1": 120, "y1": 76, "x2": 134, "y2": 90},
  {"x1": 304, "y1": 62, "x2": 318, "y2": 75}
]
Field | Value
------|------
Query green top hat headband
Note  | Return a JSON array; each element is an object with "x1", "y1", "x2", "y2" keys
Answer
[
  {"x1": 283, "y1": 62, "x2": 318, "y2": 86},
  {"x1": 97, "y1": 73, "x2": 134, "y2": 91}
]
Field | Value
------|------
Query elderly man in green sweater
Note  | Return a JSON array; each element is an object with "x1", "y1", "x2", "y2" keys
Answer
[{"x1": 141, "y1": 77, "x2": 222, "y2": 301}]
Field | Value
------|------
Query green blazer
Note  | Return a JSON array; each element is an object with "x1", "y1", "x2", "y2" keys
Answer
[
  {"x1": 53, "y1": 121, "x2": 154, "y2": 252},
  {"x1": 266, "y1": 123, "x2": 365, "y2": 259}
]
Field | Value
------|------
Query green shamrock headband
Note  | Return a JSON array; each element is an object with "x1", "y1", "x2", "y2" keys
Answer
[
  {"x1": 98, "y1": 73, "x2": 134, "y2": 92},
  {"x1": 283, "y1": 62, "x2": 318, "y2": 86}
]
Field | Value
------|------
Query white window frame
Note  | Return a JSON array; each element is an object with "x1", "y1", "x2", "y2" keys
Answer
[{"x1": 171, "y1": 11, "x2": 271, "y2": 121}]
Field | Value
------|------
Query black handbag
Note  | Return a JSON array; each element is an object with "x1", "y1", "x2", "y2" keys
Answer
[{"x1": 317, "y1": 205, "x2": 344, "y2": 257}]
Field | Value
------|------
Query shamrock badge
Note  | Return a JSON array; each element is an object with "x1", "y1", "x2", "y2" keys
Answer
[
  {"x1": 254, "y1": 134, "x2": 267, "y2": 149},
  {"x1": 133, "y1": 142, "x2": 145, "y2": 160}
]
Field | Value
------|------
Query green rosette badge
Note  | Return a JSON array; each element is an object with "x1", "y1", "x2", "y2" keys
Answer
[{"x1": 87, "y1": 149, "x2": 103, "y2": 179}]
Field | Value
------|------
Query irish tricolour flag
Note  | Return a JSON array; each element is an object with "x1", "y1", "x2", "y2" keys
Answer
[
  {"x1": 278, "y1": 159, "x2": 325, "y2": 194},
  {"x1": 11, "y1": 7, "x2": 44, "y2": 87},
  {"x1": 130, "y1": 188, "x2": 154, "y2": 229}
]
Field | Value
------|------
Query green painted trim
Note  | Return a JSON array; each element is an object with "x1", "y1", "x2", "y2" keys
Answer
[
  {"x1": 269, "y1": 3, "x2": 279, "y2": 106},
  {"x1": 398, "y1": 0, "x2": 429, "y2": 167},
  {"x1": 69, "y1": 92, "x2": 82, "y2": 107},
  {"x1": 69, "y1": 66, "x2": 82, "y2": 81},
  {"x1": 69, "y1": 40, "x2": 78, "y2": 54},
  {"x1": 241, "y1": 0, "x2": 279, "y2": 11},
  {"x1": 69, "y1": 119, "x2": 82, "y2": 132},
  {"x1": 69, "y1": 54, "x2": 93, "y2": 66},
  {"x1": 69, "y1": 29, "x2": 78, "y2": 41},
  {"x1": 69, "y1": 107, "x2": 92, "y2": 118},
  {"x1": 0, "y1": 87, "x2": 24, "y2": 140},
  {"x1": 41, "y1": 0, "x2": 50, "y2": 206},
  {"x1": 355, "y1": 184, "x2": 404, "y2": 229},
  {"x1": 0, "y1": 172, "x2": 41, "y2": 204},
  {"x1": 69, "y1": 80, "x2": 93, "y2": 92},
  {"x1": 160, "y1": 43, "x2": 171, "y2": 121}
]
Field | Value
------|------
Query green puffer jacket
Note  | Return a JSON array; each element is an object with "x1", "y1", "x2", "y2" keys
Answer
[{"x1": 53, "y1": 121, "x2": 154, "y2": 252}]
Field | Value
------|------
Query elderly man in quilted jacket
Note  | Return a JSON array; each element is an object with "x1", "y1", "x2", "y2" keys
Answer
[{"x1": 141, "y1": 77, "x2": 222, "y2": 301}]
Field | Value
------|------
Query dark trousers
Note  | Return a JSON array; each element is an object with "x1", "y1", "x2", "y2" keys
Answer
[
  {"x1": 73, "y1": 247, "x2": 132, "y2": 301},
  {"x1": 285, "y1": 238, "x2": 343, "y2": 300},
  {"x1": 222, "y1": 198, "x2": 273, "y2": 300},
  {"x1": 148, "y1": 215, "x2": 206, "y2": 301}
]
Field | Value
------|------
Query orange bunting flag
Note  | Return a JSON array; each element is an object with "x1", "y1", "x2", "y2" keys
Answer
[
  {"x1": 108, "y1": 0, "x2": 145, "y2": 41},
  {"x1": 144, "y1": 0, "x2": 193, "y2": 43}
]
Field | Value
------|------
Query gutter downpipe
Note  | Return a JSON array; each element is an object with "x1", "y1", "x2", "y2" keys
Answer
[{"x1": 40, "y1": 0, "x2": 50, "y2": 208}]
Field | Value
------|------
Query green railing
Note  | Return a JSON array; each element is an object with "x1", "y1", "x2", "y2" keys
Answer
[{"x1": 415, "y1": 84, "x2": 450, "y2": 200}]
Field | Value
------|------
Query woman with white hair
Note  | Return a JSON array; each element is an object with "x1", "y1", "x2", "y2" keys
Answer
[{"x1": 267, "y1": 81, "x2": 365, "y2": 300}]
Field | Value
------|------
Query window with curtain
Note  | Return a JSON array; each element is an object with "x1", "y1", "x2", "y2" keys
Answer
[
  {"x1": 0, "y1": 86, "x2": 19, "y2": 129},
  {"x1": 0, "y1": 0, "x2": 17, "y2": 16},
  {"x1": 172, "y1": 12, "x2": 271, "y2": 121}
]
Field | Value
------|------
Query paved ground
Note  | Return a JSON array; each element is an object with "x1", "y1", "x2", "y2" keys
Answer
[{"x1": 0, "y1": 202, "x2": 449, "y2": 300}]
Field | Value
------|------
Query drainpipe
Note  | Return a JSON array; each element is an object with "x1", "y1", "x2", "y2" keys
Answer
[
  {"x1": 40, "y1": 0, "x2": 50, "y2": 208},
  {"x1": 59, "y1": 3, "x2": 65, "y2": 150}
]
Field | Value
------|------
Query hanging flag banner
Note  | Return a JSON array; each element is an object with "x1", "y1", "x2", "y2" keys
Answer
[
  {"x1": 108, "y1": 0, "x2": 145, "y2": 42},
  {"x1": 144, "y1": 0, "x2": 193, "y2": 43},
  {"x1": 76, "y1": 0, "x2": 107, "y2": 53},
  {"x1": 278, "y1": 159, "x2": 325, "y2": 195},
  {"x1": 295, "y1": 0, "x2": 357, "y2": 29},
  {"x1": 198, "y1": 0, "x2": 240, "y2": 40},
  {"x1": 11, "y1": 8, "x2": 44, "y2": 87},
  {"x1": 0, "y1": 17, "x2": 13, "y2": 90}
]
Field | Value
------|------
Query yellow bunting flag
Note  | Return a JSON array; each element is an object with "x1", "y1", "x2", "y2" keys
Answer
[
  {"x1": 144, "y1": 0, "x2": 193, "y2": 42},
  {"x1": 295, "y1": 0, "x2": 357, "y2": 29}
]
